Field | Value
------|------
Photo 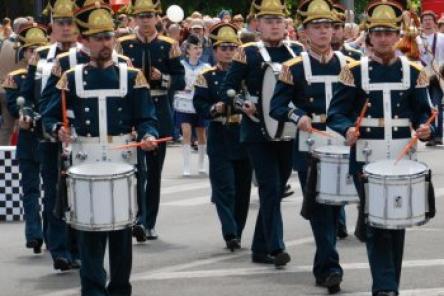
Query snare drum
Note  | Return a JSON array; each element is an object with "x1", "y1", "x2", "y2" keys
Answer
[
  {"x1": 261, "y1": 63, "x2": 296, "y2": 141},
  {"x1": 313, "y1": 145, "x2": 359, "y2": 205},
  {"x1": 66, "y1": 162, "x2": 137, "y2": 231},
  {"x1": 364, "y1": 159, "x2": 429, "y2": 229}
]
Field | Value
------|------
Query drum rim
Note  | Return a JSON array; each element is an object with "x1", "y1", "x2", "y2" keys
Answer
[
  {"x1": 363, "y1": 160, "x2": 429, "y2": 178},
  {"x1": 67, "y1": 170, "x2": 136, "y2": 180},
  {"x1": 68, "y1": 220, "x2": 135, "y2": 232},
  {"x1": 68, "y1": 162, "x2": 136, "y2": 178}
]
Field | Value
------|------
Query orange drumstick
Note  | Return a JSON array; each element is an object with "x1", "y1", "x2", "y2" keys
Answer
[
  {"x1": 111, "y1": 137, "x2": 174, "y2": 150},
  {"x1": 61, "y1": 89, "x2": 69, "y2": 129},
  {"x1": 395, "y1": 110, "x2": 438, "y2": 164}
]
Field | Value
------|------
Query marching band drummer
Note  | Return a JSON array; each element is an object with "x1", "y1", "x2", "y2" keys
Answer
[
  {"x1": 42, "y1": 4, "x2": 158, "y2": 295},
  {"x1": 116, "y1": 0, "x2": 185, "y2": 242},
  {"x1": 193, "y1": 22, "x2": 253, "y2": 252},
  {"x1": 3, "y1": 23, "x2": 48, "y2": 255},
  {"x1": 269, "y1": 0, "x2": 355, "y2": 292},
  {"x1": 21, "y1": 0, "x2": 80, "y2": 271},
  {"x1": 221, "y1": 0, "x2": 303, "y2": 268},
  {"x1": 326, "y1": 1, "x2": 434, "y2": 295}
]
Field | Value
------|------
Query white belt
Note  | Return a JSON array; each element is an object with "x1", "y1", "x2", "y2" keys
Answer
[
  {"x1": 151, "y1": 90, "x2": 168, "y2": 97},
  {"x1": 76, "y1": 134, "x2": 134, "y2": 144},
  {"x1": 361, "y1": 118, "x2": 410, "y2": 128}
]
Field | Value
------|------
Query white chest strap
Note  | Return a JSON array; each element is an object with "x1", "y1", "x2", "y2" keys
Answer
[
  {"x1": 360, "y1": 56, "x2": 411, "y2": 159},
  {"x1": 301, "y1": 51, "x2": 347, "y2": 111},
  {"x1": 74, "y1": 63, "x2": 129, "y2": 144}
]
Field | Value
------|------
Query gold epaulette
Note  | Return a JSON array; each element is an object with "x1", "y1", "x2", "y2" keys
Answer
[
  {"x1": 283, "y1": 56, "x2": 303, "y2": 67},
  {"x1": 117, "y1": 54, "x2": 130, "y2": 61},
  {"x1": 201, "y1": 66, "x2": 216, "y2": 75},
  {"x1": 345, "y1": 56, "x2": 357, "y2": 64},
  {"x1": 55, "y1": 51, "x2": 70, "y2": 61},
  {"x1": 348, "y1": 60, "x2": 361, "y2": 69},
  {"x1": 158, "y1": 35, "x2": 176, "y2": 45},
  {"x1": 409, "y1": 61, "x2": 423, "y2": 72},
  {"x1": 240, "y1": 42, "x2": 257, "y2": 48},
  {"x1": 8, "y1": 68, "x2": 28, "y2": 76},
  {"x1": 127, "y1": 66, "x2": 140, "y2": 73},
  {"x1": 2, "y1": 68, "x2": 27, "y2": 89},
  {"x1": 117, "y1": 34, "x2": 137, "y2": 43},
  {"x1": 36, "y1": 45, "x2": 52, "y2": 53}
]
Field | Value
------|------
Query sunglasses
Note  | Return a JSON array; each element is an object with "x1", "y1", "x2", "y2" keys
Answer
[
  {"x1": 54, "y1": 18, "x2": 74, "y2": 26},
  {"x1": 137, "y1": 13, "x2": 156, "y2": 19},
  {"x1": 219, "y1": 45, "x2": 238, "y2": 52}
]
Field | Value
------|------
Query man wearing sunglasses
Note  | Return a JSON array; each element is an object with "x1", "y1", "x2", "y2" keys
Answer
[
  {"x1": 221, "y1": 0, "x2": 303, "y2": 269},
  {"x1": 117, "y1": 0, "x2": 185, "y2": 242},
  {"x1": 42, "y1": 4, "x2": 158, "y2": 295},
  {"x1": 21, "y1": 0, "x2": 79, "y2": 272},
  {"x1": 193, "y1": 23, "x2": 253, "y2": 252}
]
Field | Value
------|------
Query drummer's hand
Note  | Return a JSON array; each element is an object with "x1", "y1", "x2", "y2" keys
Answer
[
  {"x1": 214, "y1": 102, "x2": 225, "y2": 114},
  {"x1": 297, "y1": 115, "x2": 312, "y2": 132},
  {"x1": 416, "y1": 124, "x2": 432, "y2": 140},
  {"x1": 346, "y1": 127, "x2": 359, "y2": 146},
  {"x1": 242, "y1": 101, "x2": 256, "y2": 117},
  {"x1": 141, "y1": 136, "x2": 158, "y2": 151},
  {"x1": 18, "y1": 115, "x2": 32, "y2": 130},
  {"x1": 151, "y1": 67, "x2": 162, "y2": 81},
  {"x1": 58, "y1": 126, "x2": 72, "y2": 144}
]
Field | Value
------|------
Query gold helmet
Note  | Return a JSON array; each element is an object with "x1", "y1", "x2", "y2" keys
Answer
[
  {"x1": 131, "y1": 0, "x2": 162, "y2": 15},
  {"x1": 43, "y1": 0, "x2": 76, "y2": 19},
  {"x1": 17, "y1": 23, "x2": 48, "y2": 48},
  {"x1": 297, "y1": 0, "x2": 336, "y2": 25},
  {"x1": 331, "y1": 1, "x2": 346, "y2": 24},
  {"x1": 366, "y1": 0, "x2": 403, "y2": 31},
  {"x1": 209, "y1": 22, "x2": 241, "y2": 47},
  {"x1": 75, "y1": 2, "x2": 114, "y2": 36},
  {"x1": 250, "y1": 0, "x2": 287, "y2": 18}
]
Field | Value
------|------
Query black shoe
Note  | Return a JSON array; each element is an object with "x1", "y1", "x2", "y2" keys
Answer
[
  {"x1": 273, "y1": 251, "x2": 291, "y2": 268},
  {"x1": 337, "y1": 224, "x2": 348, "y2": 239},
  {"x1": 132, "y1": 224, "x2": 147, "y2": 242},
  {"x1": 328, "y1": 284, "x2": 341, "y2": 294},
  {"x1": 375, "y1": 292, "x2": 397, "y2": 296},
  {"x1": 226, "y1": 238, "x2": 241, "y2": 252},
  {"x1": 26, "y1": 239, "x2": 43, "y2": 254},
  {"x1": 252, "y1": 253, "x2": 274, "y2": 264},
  {"x1": 53, "y1": 257, "x2": 71, "y2": 271},
  {"x1": 426, "y1": 140, "x2": 436, "y2": 147},
  {"x1": 146, "y1": 228, "x2": 158, "y2": 240},
  {"x1": 435, "y1": 139, "x2": 443, "y2": 145},
  {"x1": 70, "y1": 259, "x2": 81, "y2": 269},
  {"x1": 282, "y1": 184, "x2": 294, "y2": 199},
  {"x1": 317, "y1": 271, "x2": 342, "y2": 288}
]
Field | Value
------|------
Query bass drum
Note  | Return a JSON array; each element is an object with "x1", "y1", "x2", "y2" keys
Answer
[{"x1": 261, "y1": 62, "x2": 296, "y2": 141}]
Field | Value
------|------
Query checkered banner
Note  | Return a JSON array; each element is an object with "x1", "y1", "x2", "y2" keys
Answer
[{"x1": 0, "y1": 146, "x2": 43, "y2": 222}]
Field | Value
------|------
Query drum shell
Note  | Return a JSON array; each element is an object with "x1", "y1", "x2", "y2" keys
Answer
[
  {"x1": 364, "y1": 168, "x2": 429, "y2": 230},
  {"x1": 314, "y1": 147, "x2": 359, "y2": 205},
  {"x1": 66, "y1": 164, "x2": 137, "y2": 231}
]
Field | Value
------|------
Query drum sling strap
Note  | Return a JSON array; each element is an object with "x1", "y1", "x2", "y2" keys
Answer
[{"x1": 300, "y1": 154, "x2": 319, "y2": 220}]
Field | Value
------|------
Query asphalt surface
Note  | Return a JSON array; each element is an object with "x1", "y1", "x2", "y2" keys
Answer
[{"x1": 1, "y1": 143, "x2": 444, "y2": 296}]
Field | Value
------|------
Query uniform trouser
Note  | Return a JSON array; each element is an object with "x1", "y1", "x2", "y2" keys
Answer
[
  {"x1": 78, "y1": 229, "x2": 132, "y2": 296},
  {"x1": 433, "y1": 102, "x2": 443, "y2": 140},
  {"x1": 135, "y1": 149, "x2": 147, "y2": 227},
  {"x1": 18, "y1": 158, "x2": 43, "y2": 243},
  {"x1": 143, "y1": 142, "x2": 167, "y2": 230},
  {"x1": 209, "y1": 156, "x2": 252, "y2": 241},
  {"x1": 39, "y1": 142, "x2": 71, "y2": 260},
  {"x1": 247, "y1": 141, "x2": 293, "y2": 254},
  {"x1": 298, "y1": 171, "x2": 343, "y2": 281},
  {"x1": 353, "y1": 173, "x2": 405, "y2": 294},
  {"x1": 338, "y1": 207, "x2": 346, "y2": 229}
]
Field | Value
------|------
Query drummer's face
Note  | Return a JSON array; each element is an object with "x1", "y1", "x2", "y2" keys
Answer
[
  {"x1": 214, "y1": 43, "x2": 238, "y2": 64},
  {"x1": 257, "y1": 16, "x2": 286, "y2": 42},
  {"x1": 305, "y1": 22, "x2": 333, "y2": 48},
  {"x1": 369, "y1": 30, "x2": 399, "y2": 56}
]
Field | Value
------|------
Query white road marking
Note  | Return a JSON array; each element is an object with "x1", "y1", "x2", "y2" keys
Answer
[{"x1": 340, "y1": 287, "x2": 444, "y2": 296}]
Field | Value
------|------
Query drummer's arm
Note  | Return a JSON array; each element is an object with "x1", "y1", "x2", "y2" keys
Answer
[
  {"x1": 40, "y1": 59, "x2": 62, "y2": 114},
  {"x1": 193, "y1": 74, "x2": 217, "y2": 119},
  {"x1": 131, "y1": 70, "x2": 159, "y2": 140},
  {"x1": 41, "y1": 73, "x2": 68, "y2": 139},
  {"x1": 410, "y1": 68, "x2": 435, "y2": 141},
  {"x1": 327, "y1": 67, "x2": 364, "y2": 137}
]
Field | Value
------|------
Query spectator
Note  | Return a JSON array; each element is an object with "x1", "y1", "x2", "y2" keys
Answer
[{"x1": 232, "y1": 14, "x2": 244, "y2": 30}]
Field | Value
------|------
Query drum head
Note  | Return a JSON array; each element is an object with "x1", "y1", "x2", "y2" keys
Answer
[
  {"x1": 364, "y1": 159, "x2": 428, "y2": 177},
  {"x1": 68, "y1": 162, "x2": 135, "y2": 177},
  {"x1": 261, "y1": 64, "x2": 280, "y2": 138},
  {"x1": 314, "y1": 145, "x2": 350, "y2": 156}
]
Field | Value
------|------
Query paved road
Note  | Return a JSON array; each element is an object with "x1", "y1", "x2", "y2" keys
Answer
[{"x1": 1, "y1": 144, "x2": 444, "y2": 296}]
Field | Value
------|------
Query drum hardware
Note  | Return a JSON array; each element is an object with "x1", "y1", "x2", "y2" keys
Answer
[
  {"x1": 226, "y1": 89, "x2": 260, "y2": 123},
  {"x1": 75, "y1": 151, "x2": 88, "y2": 161}
]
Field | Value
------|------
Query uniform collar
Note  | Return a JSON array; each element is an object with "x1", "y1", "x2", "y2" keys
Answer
[
  {"x1": 261, "y1": 39, "x2": 285, "y2": 48},
  {"x1": 308, "y1": 46, "x2": 334, "y2": 64},
  {"x1": 89, "y1": 59, "x2": 114, "y2": 69},
  {"x1": 370, "y1": 52, "x2": 398, "y2": 65},
  {"x1": 216, "y1": 63, "x2": 230, "y2": 71},
  {"x1": 136, "y1": 29, "x2": 158, "y2": 43}
]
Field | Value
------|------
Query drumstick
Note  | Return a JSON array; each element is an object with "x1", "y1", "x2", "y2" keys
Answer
[
  {"x1": 395, "y1": 110, "x2": 438, "y2": 164},
  {"x1": 354, "y1": 98, "x2": 369, "y2": 137},
  {"x1": 61, "y1": 90, "x2": 69, "y2": 129},
  {"x1": 309, "y1": 127, "x2": 336, "y2": 138},
  {"x1": 110, "y1": 137, "x2": 174, "y2": 150}
]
